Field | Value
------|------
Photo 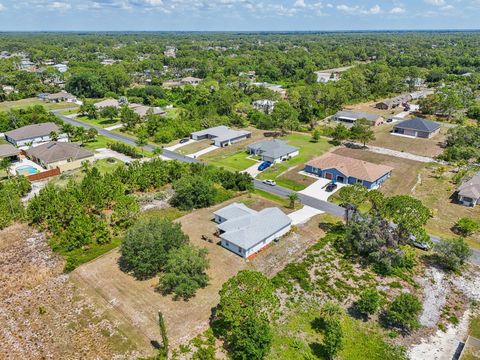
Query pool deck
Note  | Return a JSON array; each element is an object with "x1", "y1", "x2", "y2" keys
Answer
[{"x1": 9, "y1": 158, "x2": 45, "y2": 177}]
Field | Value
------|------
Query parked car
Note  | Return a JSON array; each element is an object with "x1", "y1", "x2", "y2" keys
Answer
[
  {"x1": 262, "y1": 179, "x2": 276, "y2": 186},
  {"x1": 412, "y1": 241, "x2": 431, "y2": 251},
  {"x1": 179, "y1": 138, "x2": 190, "y2": 144},
  {"x1": 258, "y1": 161, "x2": 272, "y2": 171},
  {"x1": 325, "y1": 182, "x2": 338, "y2": 192}
]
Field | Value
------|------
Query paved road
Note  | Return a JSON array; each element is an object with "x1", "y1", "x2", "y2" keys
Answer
[{"x1": 53, "y1": 111, "x2": 480, "y2": 265}]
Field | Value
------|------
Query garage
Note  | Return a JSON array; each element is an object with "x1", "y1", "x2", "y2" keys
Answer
[{"x1": 325, "y1": 172, "x2": 333, "y2": 180}]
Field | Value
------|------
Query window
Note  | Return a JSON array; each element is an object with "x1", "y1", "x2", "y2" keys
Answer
[
  {"x1": 238, "y1": 247, "x2": 242, "y2": 253},
  {"x1": 356, "y1": 179, "x2": 363, "y2": 184},
  {"x1": 225, "y1": 242, "x2": 229, "y2": 247}
]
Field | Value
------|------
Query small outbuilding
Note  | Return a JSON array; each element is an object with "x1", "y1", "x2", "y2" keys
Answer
[
  {"x1": 393, "y1": 118, "x2": 441, "y2": 139},
  {"x1": 247, "y1": 139, "x2": 299, "y2": 163},
  {"x1": 191, "y1": 126, "x2": 251, "y2": 147},
  {"x1": 214, "y1": 202, "x2": 292, "y2": 258}
]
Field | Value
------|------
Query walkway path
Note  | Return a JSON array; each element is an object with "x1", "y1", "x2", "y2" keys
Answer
[
  {"x1": 187, "y1": 145, "x2": 218, "y2": 159},
  {"x1": 164, "y1": 139, "x2": 196, "y2": 151}
]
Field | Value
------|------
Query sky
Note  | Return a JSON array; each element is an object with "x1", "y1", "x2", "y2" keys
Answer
[{"x1": 0, "y1": 0, "x2": 479, "y2": 31}]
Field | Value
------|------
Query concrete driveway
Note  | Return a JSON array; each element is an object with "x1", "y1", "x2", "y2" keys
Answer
[
  {"x1": 289, "y1": 206, "x2": 324, "y2": 225},
  {"x1": 187, "y1": 145, "x2": 218, "y2": 159},
  {"x1": 94, "y1": 148, "x2": 133, "y2": 163},
  {"x1": 242, "y1": 161, "x2": 262, "y2": 178},
  {"x1": 299, "y1": 177, "x2": 346, "y2": 201},
  {"x1": 164, "y1": 139, "x2": 197, "y2": 151}
]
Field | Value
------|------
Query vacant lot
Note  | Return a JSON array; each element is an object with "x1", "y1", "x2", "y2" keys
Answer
[
  {"x1": 176, "y1": 140, "x2": 213, "y2": 155},
  {"x1": 371, "y1": 123, "x2": 447, "y2": 157},
  {"x1": 333, "y1": 147, "x2": 427, "y2": 196},
  {"x1": 76, "y1": 115, "x2": 121, "y2": 128},
  {"x1": 0, "y1": 224, "x2": 145, "y2": 359},
  {"x1": 0, "y1": 98, "x2": 78, "y2": 112},
  {"x1": 412, "y1": 165, "x2": 480, "y2": 249}
]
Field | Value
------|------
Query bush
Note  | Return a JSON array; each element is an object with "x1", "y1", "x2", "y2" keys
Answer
[
  {"x1": 108, "y1": 141, "x2": 142, "y2": 158},
  {"x1": 157, "y1": 245, "x2": 210, "y2": 300},
  {"x1": 434, "y1": 237, "x2": 472, "y2": 271},
  {"x1": 170, "y1": 175, "x2": 217, "y2": 210},
  {"x1": 385, "y1": 293, "x2": 422, "y2": 332},
  {"x1": 454, "y1": 217, "x2": 480, "y2": 236},
  {"x1": 120, "y1": 216, "x2": 189, "y2": 279},
  {"x1": 228, "y1": 317, "x2": 272, "y2": 360},
  {"x1": 356, "y1": 288, "x2": 382, "y2": 316}
]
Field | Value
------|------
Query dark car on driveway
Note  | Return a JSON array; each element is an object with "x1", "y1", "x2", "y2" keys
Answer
[
  {"x1": 325, "y1": 182, "x2": 338, "y2": 192},
  {"x1": 258, "y1": 161, "x2": 272, "y2": 171},
  {"x1": 179, "y1": 138, "x2": 190, "y2": 144}
]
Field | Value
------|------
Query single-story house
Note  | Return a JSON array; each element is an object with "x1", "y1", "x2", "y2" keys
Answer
[
  {"x1": 191, "y1": 126, "x2": 251, "y2": 147},
  {"x1": 393, "y1": 118, "x2": 441, "y2": 139},
  {"x1": 4, "y1": 122, "x2": 67, "y2": 148},
  {"x1": 247, "y1": 139, "x2": 299, "y2": 163},
  {"x1": 457, "y1": 173, "x2": 480, "y2": 207},
  {"x1": 304, "y1": 153, "x2": 394, "y2": 190},
  {"x1": 0, "y1": 143, "x2": 20, "y2": 161},
  {"x1": 315, "y1": 71, "x2": 340, "y2": 83},
  {"x1": 375, "y1": 94, "x2": 412, "y2": 110},
  {"x1": 181, "y1": 77, "x2": 203, "y2": 86},
  {"x1": 94, "y1": 98, "x2": 120, "y2": 109},
  {"x1": 251, "y1": 82, "x2": 287, "y2": 98},
  {"x1": 252, "y1": 99, "x2": 277, "y2": 114},
  {"x1": 25, "y1": 141, "x2": 94, "y2": 172},
  {"x1": 128, "y1": 103, "x2": 166, "y2": 118},
  {"x1": 214, "y1": 202, "x2": 292, "y2": 258},
  {"x1": 53, "y1": 64, "x2": 68, "y2": 73},
  {"x1": 333, "y1": 110, "x2": 384, "y2": 126},
  {"x1": 44, "y1": 91, "x2": 77, "y2": 103}
]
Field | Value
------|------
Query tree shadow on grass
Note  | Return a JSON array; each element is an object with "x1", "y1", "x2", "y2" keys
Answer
[{"x1": 309, "y1": 342, "x2": 328, "y2": 359}]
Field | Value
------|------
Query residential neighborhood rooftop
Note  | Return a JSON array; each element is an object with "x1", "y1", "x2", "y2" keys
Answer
[
  {"x1": 306, "y1": 153, "x2": 394, "y2": 182},
  {"x1": 0, "y1": 143, "x2": 20, "y2": 158},
  {"x1": 394, "y1": 117, "x2": 441, "y2": 132},
  {"x1": 247, "y1": 139, "x2": 298, "y2": 160},
  {"x1": 458, "y1": 173, "x2": 480, "y2": 200},
  {"x1": 4, "y1": 122, "x2": 60, "y2": 141},
  {"x1": 192, "y1": 126, "x2": 251, "y2": 143},
  {"x1": 335, "y1": 110, "x2": 381, "y2": 122},
  {"x1": 25, "y1": 141, "x2": 94, "y2": 164}
]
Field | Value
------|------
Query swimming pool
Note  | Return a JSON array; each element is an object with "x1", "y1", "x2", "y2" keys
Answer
[{"x1": 16, "y1": 165, "x2": 40, "y2": 175}]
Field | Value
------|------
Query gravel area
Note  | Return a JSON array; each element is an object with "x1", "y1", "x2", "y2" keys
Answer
[{"x1": 418, "y1": 267, "x2": 447, "y2": 327}]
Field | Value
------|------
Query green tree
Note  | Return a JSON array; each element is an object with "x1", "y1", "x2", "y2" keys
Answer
[
  {"x1": 157, "y1": 245, "x2": 210, "y2": 300},
  {"x1": 0, "y1": 157, "x2": 12, "y2": 179},
  {"x1": 434, "y1": 237, "x2": 472, "y2": 271},
  {"x1": 120, "y1": 216, "x2": 189, "y2": 279},
  {"x1": 170, "y1": 175, "x2": 217, "y2": 211},
  {"x1": 311, "y1": 129, "x2": 320, "y2": 143},
  {"x1": 228, "y1": 317, "x2": 272, "y2": 360},
  {"x1": 356, "y1": 288, "x2": 382, "y2": 316},
  {"x1": 135, "y1": 128, "x2": 149, "y2": 157},
  {"x1": 271, "y1": 101, "x2": 299, "y2": 133},
  {"x1": 337, "y1": 183, "x2": 368, "y2": 208},
  {"x1": 120, "y1": 105, "x2": 141, "y2": 131},
  {"x1": 288, "y1": 192, "x2": 299, "y2": 209},
  {"x1": 385, "y1": 293, "x2": 422, "y2": 332},
  {"x1": 100, "y1": 106, "x2": 119, "y2": 122},
  {"x1": 49, "y1": 130, "x2": 59, "y2": 141},
  {"x1": 331, "y1": 123, "x2": 350, "y2": 145},
  {"x1": 317, "y1": 302, "x2": 344, "y2": 360},
  {"x1": 79, "y1": 101, "x2": 98, "y2": 119},
  {"x1": 350, "y1": 118, "x2": 375, "y2": 147},
  {"x1": 454, "y1": 217, "x2": 480, "y2": 236}
]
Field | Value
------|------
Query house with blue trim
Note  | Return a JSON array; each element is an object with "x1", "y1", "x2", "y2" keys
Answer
[{"x1": 304, "y1": 153, "x2": 394, "y2": 190}]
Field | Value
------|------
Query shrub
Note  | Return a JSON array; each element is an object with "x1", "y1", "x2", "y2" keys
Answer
[
  {"x1": 454, "y1": 217, "x2": 480, "y2": 236},
  {"x1": 170, "y1": 175, "x2": 217, "y2": 210},
  {"x1": 434, "y1": 237, "x2": 472, "y2": 271},
  {"x1": 385, "y1": 293, "x2": 422, "y2": 332},
  {"x1": 108, "y1": 141, "x2": 142, "y2": 158},
  {"x1": 356, "y1": 288, "x2": 382, "y2": 316},
  {"x1": 120, "y1": 216, "x2": 189, "y2": 279}
]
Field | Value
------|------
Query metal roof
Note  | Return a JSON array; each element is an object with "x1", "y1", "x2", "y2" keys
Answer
[
  {"x1": 192, "y1": 126, "x2": 251, "y2": 143},
  {"x1": 214, "y1": 202, "x2": 257, "y2": 221},
  {"x1": 394, "y1": 117, "x2": 441, "y2": 133},
  {"x1": 217, "y1": 206, "x2": 291, "y2": 250}
]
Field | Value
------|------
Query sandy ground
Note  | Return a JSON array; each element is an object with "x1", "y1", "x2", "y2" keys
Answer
[{"x1": 417, "y1": 267, "x2": 447, "y2": 328}]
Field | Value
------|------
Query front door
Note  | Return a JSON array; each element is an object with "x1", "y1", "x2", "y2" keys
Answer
[{"x1": 325, "y1": 172, "x2": 333, "y2": 180}]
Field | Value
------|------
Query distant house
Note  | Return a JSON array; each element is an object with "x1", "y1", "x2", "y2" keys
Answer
[
  {"x1": 333, "y1": 110, "x2": 384, "y2": 126},
  {"x1": 53, "y1": 64, "x2": 68, "y2": 73},
  {"x1": 214, "y1": 202, "x2": 292, "y2": 258},
  {"x1": 304, "y1": 153, "x2": 393, "y2": 190},
  {"x1": 315, "y1": 71, "x2": 340, "y2": 83},
  {"x1": 251, "y1": 82, "x2": 287, "y2": 99},
  {"x1": 25, "y1": 141, "x2": 94, "y2": 172},
  {"x1": 2, "y1": 85, "x2": 16, "y2": 95},
  {"x1": 457, "y1": 173, "x2": 480, "y2": 207},
  {"x1": 191, "y1": 126, "x2": 251, "y2": 147},
  {"x1": 101, "y1": 59, "x2": 117, "y2": 66},
  {"x1": 375, "y1": 94, "x2": 412, "y2": 110},
  {"x1": 164, "y1": 46, "x2": 177, "y2": 58},
  {"x1": 94, "y1": 98, "x2": 120, "y2": 109},
  {"x1": 393, "y1": 118, "x2": 441, "y2": 139},
  {"x1": 181, "y1": 77, "x2": 203, "y2": 86},
  {"x1": 247, "y1": 139, "x2": 299, "y2": 163},
  {"x1": 162, "y1": 79, "x2": 183, "y2": 88},
  {"x1": 4, "y1": 122, "x2": 67, "y2": 148},
  {"x1": 239, "y1": 71, "x2": 256, "y2": 79},
  {"x1": 128, "y1": 103, "x2": 166, "y2": 118},
  {"x1": 0, "y1": 144, "x2": 20, "y2": 161},
  {"x1": 44, "y1": 91, "x2": 77, "y2": 103},
  {"x1": 252, "y1": 99, "x2": 277, "y2": 114}
]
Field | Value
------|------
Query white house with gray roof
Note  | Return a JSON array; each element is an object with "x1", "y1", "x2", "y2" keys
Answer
[
  {"x1": 214, "y1": 202, "x2": 292, "y2": 258},
  {"x1": 247, "y1": 139, "x2": 299, "y2": 163},
  {"x1": 333, "y1": 110, "x2": 384, "y2": 126},
  {"x1": 4, "y1": 122, "x2": 67, "y2": 148},
  {"x1": 191, "y1": 126, "x2": 251, "y2": 147},
  {"x1": 457, "y1": 173, "x2": 480, "y2": 207}
]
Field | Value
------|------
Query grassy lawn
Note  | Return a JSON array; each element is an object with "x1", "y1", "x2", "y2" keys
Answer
[
  {"x1": 257, "y1": 133, "x2": 333, "y2": 189},
  {"x1": 82, "y1": 135, "x2": 113, "y2": 150},
  {"x1": 0, "y1": 98, "x2": 78, "y2": 112},
  {"x1": 252, "y1": 189, "x2": 299, "y2": 210},
  {"x1": 269, "y1": 308, "x2": 402, "y2": 360},
  {"x1": 204, "y1": 150, "x2": 256, "y2": 172},
  {"x1": 176, "y1": 140, "x2": 213, "y2": 155},
  {"x1": 413, "y1": 165, "x2": 480, "y2": 249},
  {"x1": 76, "y1": 115, "x2": 121, "y2": 128}
]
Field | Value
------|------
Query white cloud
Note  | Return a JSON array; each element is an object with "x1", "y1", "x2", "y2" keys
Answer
[
  {"x1": 294, "y1": 0, "x2": 306, "y2": 8},
  {"x1": 390, "y1": 6, "x2": 406, "y2": 14},
  {"x1": 424, "y1": 0, "x2": 446, "y2": 6},
  {"x1": 50, "y1": 2, "x2": 71, "y2": 10},
  {"x1": 337, "y1": 3, "x2": 382, "y2": 15},
  {"x1": 0, "y1": 3, "x2": 5, "y2": 11}
]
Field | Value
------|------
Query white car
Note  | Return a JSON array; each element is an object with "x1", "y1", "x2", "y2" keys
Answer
[{"x1": 263, "y1": 179, "x2": 276, "y2": 186}]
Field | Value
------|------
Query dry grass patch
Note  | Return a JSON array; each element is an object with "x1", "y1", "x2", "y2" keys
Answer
[{"x1": 333, "y1": 147, "x2": 426, "y2": 196}]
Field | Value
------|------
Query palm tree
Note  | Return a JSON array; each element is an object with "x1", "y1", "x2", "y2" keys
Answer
[
  {"x1": 50, "y1": 131, "x2": 59, "y2": 141},
  {"x1": 0, "y1": 158, "x2": 12, "y2": 179},
  {"x1": 288, "y1": 192, "x2": 299, "y2": 209}
]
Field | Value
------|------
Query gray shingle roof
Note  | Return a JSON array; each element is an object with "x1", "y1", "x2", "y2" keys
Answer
[
  {"x1": 192, "y1": 126, "x2": 251, "y2": 143},
  {"x1": 25, "y1": 141, "x2": 94, "y2": 164},
  {"x1": 217, "y1": 206, "x2": 291, "y2": 250},
  {"x1": 458, "y1": 173, "x2": 480, "y2": 200},
  {"x1": 5, "y1": 122, "x2": 60, "y2": 141},
  {"x1": 247, "y1": 139, "x2": 298, "y2": 159},
  {"x1": 394, "y1": 118, "x2": 441, "y2": 133},
  {"x1": 213, "y1": 202, "x2": 257, "y2": 221},
  {"x1": 0, "y1": 144, "x2": 20, "y2": 158}
]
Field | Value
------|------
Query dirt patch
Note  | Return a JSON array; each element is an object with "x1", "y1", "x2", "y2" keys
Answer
[
  {"x1": 333, "y1": 147, "x2": 426, "y2": 196},
  {"x1": 417, "y1": 267, "x2": 447, "y2": 328},
  {"x1": 0, "y1": 224, "x2": 145, "y2": 359},
  {"x1": 370, "y1": 123, "x2": 447, "y2": 158}
]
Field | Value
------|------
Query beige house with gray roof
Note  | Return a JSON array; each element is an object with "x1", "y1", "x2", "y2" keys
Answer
[{"x1": 458, "y1": 173, "x2": 480, "y2": 207}]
